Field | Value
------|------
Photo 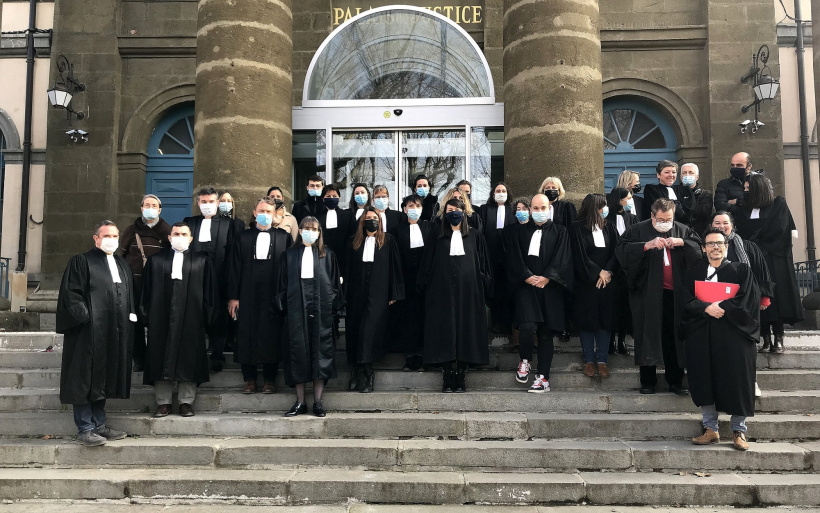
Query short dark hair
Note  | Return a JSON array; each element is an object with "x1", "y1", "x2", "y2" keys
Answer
[
  {"x1": 172, "y1": 222, "x2": 189, "y2": 229},
  {"x1": 456, "y1": 179, "x2": 472, "y2": 189},
  {"x1": 402, "y1": 194, "x2": 423, "y2": 209},
  {"x1": 745, "y1": 173, "x2": 774, "y2": 209},
  {"x1": 267, "y1": 186, "x2": 282, "y2": 196},
  {"x1": 710, "y1": 210, "x2": 735, "y2": 226},
  {"x1": 439, "y1": 198, "x2": 469, "y2": 237},
  {"x1": 513, "y1": 197, "x2": 531, "y2": 210},
  {"x1": 307, "y1": 175, "x2": 324, "y2": 184},
  {"x1": 94, "y1": 220, "x2": 117, "y2": 236},
  {"x1": 656, "y1": 160, "x2": 678, "y2": 175},
  {"x1": 321, "y1": 184, "x2": 340, "y2": 197},
  {"x1": 651, "y1": 198, "x2": 676, "y2": 215},
  {"x1": 413, "y1": 174, "x2": 431, "y2": 188},
  {"x1": 197, "y1": 187, "x2": 218, "y2": 198},
  {"x1": 702, "y1": 227, "x2": 727, "y2": 243}
]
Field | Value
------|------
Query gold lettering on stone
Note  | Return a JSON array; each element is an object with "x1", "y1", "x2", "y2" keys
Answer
[{"x1": 331, "y1": 4, "x2": 484, "y2": 25}]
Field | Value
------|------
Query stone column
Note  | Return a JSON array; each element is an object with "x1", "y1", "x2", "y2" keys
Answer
[
  {"x1": 502, "y1": 0, "x2": 603, "y2": 201},
  {"x1": 195, "y1": 0, "x2": 293, "y2": 214}
]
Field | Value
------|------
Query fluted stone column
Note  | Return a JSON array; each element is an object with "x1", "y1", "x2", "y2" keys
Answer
[
  {"x1": 502, "y1": 0, "x2": 603, "y2": 201},
  {"x1": 195, "y1": 0, "x2": 293, "y2": 213}
]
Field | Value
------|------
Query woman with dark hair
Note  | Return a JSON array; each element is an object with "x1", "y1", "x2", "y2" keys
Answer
[
  {"x1": 734, "y1": 174, "x2": 804, "y2": 353},
  {"x1": 418, "y1": 198, "x2": 492, "y2": 393},
  {"x1": 276, "y1": 217, "x2": 343, "y2": 417},
  {"x1": 503, "y1": 197, "x2": 532, "y2": 349},
  {"x1": 412, "y1": 174, "x2": 439, "y2": 221},
  {"x1": 605, "y1": 187, "x2": 638, "y2": 355},
  {"x1": 266, "y1": 187, "x2": 299, "y2": 241},
  {"x1": 570, "y1": 194, "x2": 620, "y2": 378},
  {"x1": 316, "y1": 184, "x2": 353, "y2": 260},
  {"x1": 479, "y1": 182, "x2": 516, "y2": 333},
  {"x1": 348, "y1": 183, "x2": 372, "y2": 229},
  {"x1": 641, "y1": 160, "x2": 696, "y2": 224},
  {"x1": 344, "y1": 207, "x2": 404, "y2": 393}
]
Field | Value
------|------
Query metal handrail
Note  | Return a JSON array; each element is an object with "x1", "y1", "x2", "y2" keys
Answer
[{"x1": 794, "y1": 260, "x2": 820, "y2": 299}]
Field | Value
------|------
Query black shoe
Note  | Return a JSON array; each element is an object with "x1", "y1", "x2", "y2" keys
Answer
[
  {"x1": 360, "y1": 371, "x2": 374, "y2": 393},
  {"x1": 132, "y1": 359, "x2": 144, "y2": 373},
  {"x1": 285, "y1": 401, "x2": 307, "y2": 417},
  {"x1": 442, "y1": 368, "x2": 454, "y2": 393},
  {"x1": 772, "y1": 334, "x2": 785, "y2": 354},
  {"x1": 639, "y1": 385, "x2": 656, "y2": 394},
  {"x1": 617, "y1": 339, "x2": 630, "y2": 355},
  {"x1": 670, "y1": 384, "x2": 690, "y2": 396},
  {"x1": 759, "y1": 334, "x2": 772, "y2": 353},
  {"x1": 348, "y1": 367, "x2": 363, "y2": 391},
  {"x1": 453, "y1": 368, "x2": 466, "y2": 393},
  {"x1": 409, "y1": 355, "x2": 424, "y2": 371},
  {"x1": 402, "y1": 358, "x2": 412, "y2": 372},
  {"x1": 210, "y1": 360, "x2": 223, "y2": 373},
  {"x1": 608, "y1": 340, "x2": 617, "y2": 355},
  {"x1": 313, "y1": 401, "x2": 326, "y2": 417},
  {"x1": 558, "y1": 331, "x2": 571, "y2": 343}
]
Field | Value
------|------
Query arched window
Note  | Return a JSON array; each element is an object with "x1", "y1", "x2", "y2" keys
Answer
[
  {"x1": 603, "y1": 99, "x2": 678, "y2": 191},
  {"x1": 146, "y1": 103, "x2": 195, "y2": 224},
  {"x1": 304, "y1": 6, "x2": 494, "y2": 105}
]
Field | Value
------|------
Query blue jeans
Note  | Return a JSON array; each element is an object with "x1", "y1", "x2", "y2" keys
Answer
[
  {"x1": 701, "y1": 404, "x2": 747, "y2": 433},
  {"x1": 580, "y1": 330, "x2": 610, "y2": 364},
  {"x1": 73, "y1": 399, "x2": 107, "y2": 434}
]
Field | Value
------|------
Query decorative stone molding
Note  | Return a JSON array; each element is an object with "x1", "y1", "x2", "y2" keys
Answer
[{"x1": 120, "y1": 83, "x2": 195, "y2": 154}]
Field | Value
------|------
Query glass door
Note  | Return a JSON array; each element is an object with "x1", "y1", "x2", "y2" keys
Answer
[
  {"x1": 332, "y1": 131, "x2": 398, "y2": 209},
  {"x1": 400, "y1": 130, "x2": 466, "y2": 199}
]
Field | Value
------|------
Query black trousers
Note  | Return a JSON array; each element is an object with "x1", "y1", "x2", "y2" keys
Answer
[
  {"x1": 761, "y1": 321, "x2": 785, "y2": 337},
  {"x1": 241, "y1": 363, "x2": 278, "y2": 383},
  {"x1": 639, "y1": 289, "x2": 684, "y2": 388},
  {"x1": 132, "y1": 320, "x2": 146, "y2": 364},
  {"x1": 518, "y1": 322, "x2": 554, "y2": 379}
]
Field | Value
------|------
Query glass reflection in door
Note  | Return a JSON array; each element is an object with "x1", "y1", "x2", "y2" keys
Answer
[
  {"x1": 332, "y1": 132, "x2": 397, "y2": 209},
  {"x1": 401, "y1": 130, "x2": 466, "y2": 199}
]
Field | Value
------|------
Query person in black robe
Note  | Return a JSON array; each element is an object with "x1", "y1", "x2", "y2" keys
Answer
[
  {"x1": 432, "y1": 188, "x2": 484, "y2": 232},
  {"x1": 680, "y1": 163, "x2": 713, "y2": 237},
  {"x1": 344, "y1": 207, "x2": 405, "y2": 393},
  {"x1": 418, "y1": 198, "x2": 492, "y2": 393},
  {"x1": 226, "y1": 197, "x2": 293, "y2": 394},
  {"x1": 615, "y1": 198, "x2": 703, "y2": 395},
  {"x1": 538, "y1": 177, "x2": 577, "y2": 228},
  {"x1": 504, "y1": 197, "x2": 533, "y2": 350},
  {"x1": 734, "y1": 173, "x2": 805, "y2": 353},
  {"x1": 615, "y1": 170, "x2": 643, "y2": 221},
  {"x1": 217, "y1": 191, "x2": 245, "y2": 356},
  {"x1": 276, "y1": 217, "x2": 343, "y2": 417},
  {"x1": 605, "y1": 187, "x2": 639, "y2": 355},
  {"x1": 57, "y1": 220, "x2": 134, "y2": 446},
  {"x1": 412, "y1": 174, "x2": 439, "y2": 222},
  {"x1": 389, "y1": 194, "x2": 434, "y2": 370},
  {"x1": 641, "y1": 160, "x2": 696, "y2": 225},
  {"x1": 478, "y1": 182, "x2": 516, "y2": 334},
  {"x1": 372, "y1": 185, "x2": 406, "y2": 235},
  {"x1": 570, "y1": 194, "x2": 619, "y2": 378},
  {"x1": 291, "y1": 174, "x2": 327, "y2": 223},
  {"x1": 505, "y1": 194, "x2": 573, "y2": 393},
  {"x1": 683, "y1": 228, "x2": 761, "y2": 451},
  {"x1": 141, "y1": 222, "x2": 217, "y2": 417},
  {"x1": 184, "y1": 187, "x2": 236, "y2": 372},
  {"x1": 316, "y1": 184, "x2": 353, "y2": 263}
]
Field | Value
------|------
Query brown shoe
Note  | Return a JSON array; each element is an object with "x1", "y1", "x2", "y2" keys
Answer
[
  {"x1": 243, "y1": 381, "x2": 257, "y2": 394},
  {"x1": 262, "y1": 382, "x2": 275, "y2": 394},
  {"x1": 692, "y1": 427, "x2": 720, "y2": 445},
  {"x1": 154, "y1": 404, "x2": 172, "y2": 418},
  {"x1": 732, "y1": 430, "x2": 749, "y2": 451},
  {"x1": 583, "y1": 362, "x2": 595, "y2": 377},
  {"x1": 597, "y1": 363, "x2": 610, "y2": 378},
  {"x1": 179, "y1": 403, "x2": 195, "y2": 417}
]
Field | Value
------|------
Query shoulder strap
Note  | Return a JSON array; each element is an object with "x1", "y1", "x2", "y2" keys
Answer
[{"x1": 134, "y1": 233, "x2": 147, "y2": 267}]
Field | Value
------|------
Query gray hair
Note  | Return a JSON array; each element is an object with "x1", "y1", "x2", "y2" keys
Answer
[
  {"x1": 681, "y1": 163, "x2": 699, "y2": 175},
  {"x1": 140, "y1": 194, "x2": 162, "y2": 208},
  {"x1": 94, "y1": 220, "x2": 117, "y2": 236}
]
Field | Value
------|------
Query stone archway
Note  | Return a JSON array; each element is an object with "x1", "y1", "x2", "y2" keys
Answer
[{"x1": 120, "y1": 84, "x2": 196, "y2": 154}]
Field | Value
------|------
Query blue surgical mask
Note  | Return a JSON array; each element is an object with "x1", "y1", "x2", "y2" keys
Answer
[
  {"x1": 301, "y1": 229, "x2": 319, "y2": 244},
  {"x1": 681, "y1": 175, "x2": 696, "y2": 187},
  {"x1": 256, "y1": 213, "x2": 273, "y2": 227},
  {"x1": 354, "y1": 193, "x2": 368, "y2": 206},
  {"x1": 407, "y1": 208, "x2": 422, "y2": 221},
  {"x1": 624, "y1": 199, "x2": 634, "y2": 212},
  {"x1": 445, "y1": 211, "x2": 463, "y2": 226},
  {"x1": 374, "y1": 197, "x2": 389, "y2": 211},
  {"x1": 142, "y1": 208, "x2": 159, "y2": 221},
  {"x1": 601, "y1": 206, "x2": 609, "y2": 219},
  {"x1": 218, "y1": 202, "x2": 232, "y2": 214},
  {"x1": 515, "y1": 211, "x2": 530, "y2": 223},
  {"x1": 416, "y1": 187, "x2": 429, "y2": 198},
  {"x1": 532, "y1": 211, "x2": 549, "y2": 224},
  {"x1": 308, "y1": 189, "x2": 321, "y2": 197}
]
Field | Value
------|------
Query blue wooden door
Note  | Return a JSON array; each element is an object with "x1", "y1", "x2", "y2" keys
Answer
[
  {"x1": 146, "y1": 103, "x2": 195, "y2": 225},
  {"x1": 603, "y1": 100, "x2": 678, "y2": 192}
]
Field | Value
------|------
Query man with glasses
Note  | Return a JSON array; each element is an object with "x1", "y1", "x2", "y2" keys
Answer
[
  {"x1": 682, "y1": 228, "x2": 760, "y2": 451},
  {"x1": 616, "y1": 198, "x2": 702, "y2": 395}
]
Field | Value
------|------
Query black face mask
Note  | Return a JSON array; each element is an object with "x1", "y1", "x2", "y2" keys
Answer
[
  {"x1": 544, "y1": 189, "x2": 560, "y2": 202},
  {"x1": 445, "y1": 211, "x2": 464, "y2": 227},
  {"x1": 364, "y1": 219, "x2": 379, "y2": 233},
  {"x1": 323, "y1": 197, "x2": 339, "y2": 209},
  {"x1": 631, "y1": 184, "x2": 642, "y2": 194},
  {"x1": 730, "y1": 167, "x2": 747, "y2": 180}
]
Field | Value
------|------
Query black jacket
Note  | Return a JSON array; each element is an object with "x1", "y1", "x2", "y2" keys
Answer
[{"x1": 713, "y1": 177, "x2": 746, "y2": 214}]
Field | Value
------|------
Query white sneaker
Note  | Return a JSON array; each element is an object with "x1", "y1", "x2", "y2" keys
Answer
[
  {"x1": 516, "y1": 359, "x2": 531, "y2": 383},
  {"x1": 754, "y1": 382, "x2": 762, "y2": 398},
  {"x1": 528, "y1": 375, "x2": 550, "y2": 393}
]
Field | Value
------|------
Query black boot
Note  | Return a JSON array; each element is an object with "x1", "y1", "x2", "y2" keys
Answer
[
  {"x1": 617, "y1": 337, "x2": 630, "y2": 355},
  {"x1": 442, "y1": 368, "x2": 454, "y2": 393},
  {"x1": 360, "y1": 371, "x2": 375, "y2": 393},
  {"x1": 348, "y1": 365, "x2": 362, "y2": 391},
  {"x1": 759, "y1": 334, "x2": 772, "y2": 353},
  {"x1": 608, "y1": 334, "x2": 617, "y2": 355},
  {"x1": 454, "y1": 368, "x2": 466, "y2": 393},
  {"x1": 772, "y1": 334, "x2": 785, "y2": 354}
]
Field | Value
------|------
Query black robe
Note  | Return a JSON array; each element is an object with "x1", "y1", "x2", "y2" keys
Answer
[
  {"x1": 431, "y1": 211, "x2": 484, "y2": 232},
  {"x1": 569, "y1": 221, "x2": 619, "y2": 332},
  {"x1": 389, "y1": 220, "x2": 434, "y2": 353},
  {"x1": 377, "y1": 208, "x2": 405, "y2": 236},
  {"x1": 276, "y1": 245, "x2": 343, "y2": 386},
  {"x1": 734, "y1": 197, "x2": 805, "y2": 326},
  {"x1": 642, "y1": 183, "x2": 696, "y2": 226},
  {"x1": 606, "y1": 210, "x2": 639, "y2": 335},
  {"x1": 690, "y1": 187, "x2": 714, "y2": 237},
  {"x1": 226, "y1": 227, "x2": 292, "y2": 365},
  {"x1": 728, "y1": 235, "x2": 775, "y2": 300},
  {"x1": 292, "y1": 196, "x2": 327, "y2": 223},
  {"x1": 549, "y1": 200, "x2": 577, "y2": 227},
  {"x1": 316, "y1": 208, "x2": 354, "y2": 265},
  {"x1": 614, "y1": 220, "x2": 703, "y2": 366},
  {"x1": 344, "y1": 234, "x2": 405, "y2": 364},
  {"x1": 505, "y1": 221, "x2": 573, "y2": 330},
  {"x1": 141, "y1": 248, "x2": 216, "y2": 386},
  {"x1": 56, "y1": 248, "x2": 135, "y2": 404},
  {"x1": 683, "y1": 259, "x2": 760, "y2": 416},
  {"x1": 417, "y1": 229, "x2": 492, "y2": 365},
  {"x1": 479, "y1": 202, "x2": 517, "y2": 326},
  {"x1": 420, "y1": 194, "x2": 439, "y2": 222}
]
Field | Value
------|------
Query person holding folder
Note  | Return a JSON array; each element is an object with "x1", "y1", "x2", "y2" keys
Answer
[{"x1": 682, "y1": 228, "x2": 760, "y2": 451}]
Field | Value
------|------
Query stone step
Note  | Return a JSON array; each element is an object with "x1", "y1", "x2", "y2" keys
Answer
[
  {"x1": 2, "y1": 411, "x2": 818, "y2": 440},
  {"x1": 0, "y1": 506, "x2": 810, "y2": 513},
  {"x1": 2, "y1": 367, "x2": 816, "y2": 392},
  {"x1": 0, "y1": 467, "x2": 817, "y2": 505},
  {"x1": 0, "y1": 332, "x2": 62, "y2": 351},
  {"x1": 0, "y1": 437, "x2": 814, "y2": 473}
]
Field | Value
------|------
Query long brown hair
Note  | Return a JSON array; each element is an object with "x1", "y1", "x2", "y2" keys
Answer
[
  {"x1": 352, "y1": 206, "x2": 386, "y2": 251},
  {"x1": 576, "y1": 193, "x2": 606, "y2": 232},
  {"x1": 297, "y1": 217, "x2": 326, "y2": 258}
]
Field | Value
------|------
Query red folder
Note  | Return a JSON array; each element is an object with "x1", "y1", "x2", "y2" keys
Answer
[{"x1": 695, "y1": 280, "x2": 739, "y2": 302}]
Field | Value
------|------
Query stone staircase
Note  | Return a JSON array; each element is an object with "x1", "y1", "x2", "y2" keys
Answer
[{"x1": 0, "y1": 331, "x2": 819, "y2": 508}]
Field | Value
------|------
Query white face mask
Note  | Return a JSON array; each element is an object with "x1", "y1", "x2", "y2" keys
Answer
[
  {"x1": 218, "y1": 201, "x2": 232, "y2": 214},
  {"x1": 494, "y1": 193, "x2": 508, "y2": 203},
  {"x1": 99, "y1": 238, "x2": 119, "y2": 255},
  {"x1": 200, "y1": 203, "x2": 217, "y2": 217},
  {"x1": 171, "y1": 236, "x2": 191, "y2": 252},
  {"x1": 654, "y1": 221, "x2": 674, "y2": 233},
  {"x1": 142, "y1": 208, "x2": 159, "y2": 221}
]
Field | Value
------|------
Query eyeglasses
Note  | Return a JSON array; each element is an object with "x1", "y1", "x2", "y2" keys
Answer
[{"x1": 704, "y1": 242, "x2": 727, "y2": 248}]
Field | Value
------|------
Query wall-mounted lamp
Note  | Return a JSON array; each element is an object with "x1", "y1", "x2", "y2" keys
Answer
[
  {"x1": 739, "y1": 45, "x2": 779, "y2": 134},
  {"x1": 47, "y1": 55, "x2": 86, "y2": 123}
]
